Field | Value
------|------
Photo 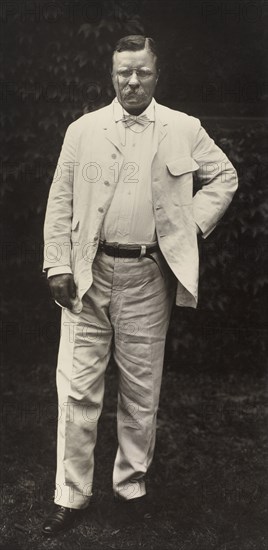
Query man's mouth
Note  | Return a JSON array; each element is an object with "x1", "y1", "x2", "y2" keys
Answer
[{"x1": 124, "y1": 93, "x2": 143, "y2": 100}]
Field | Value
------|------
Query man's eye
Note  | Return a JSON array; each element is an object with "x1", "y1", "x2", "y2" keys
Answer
[
  {"x1": 118, "y1": 70, "x2": 132, "y2": 78},
  {"x1": 137, "y1": 70, "x2": 153, "y2": 78}
]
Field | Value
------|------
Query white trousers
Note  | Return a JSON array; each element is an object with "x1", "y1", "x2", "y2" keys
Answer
[{"x1": 54, "y1": 250, "x2": 176, "y2": 509}]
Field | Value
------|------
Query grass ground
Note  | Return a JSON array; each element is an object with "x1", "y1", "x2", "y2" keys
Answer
[{"x1": 1, "y1": 351, "x2": 267, "y2": 550}]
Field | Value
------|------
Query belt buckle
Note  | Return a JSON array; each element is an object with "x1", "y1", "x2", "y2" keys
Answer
[{"x1": 139, "y1": 244, "x2": 147, "y2": 258}]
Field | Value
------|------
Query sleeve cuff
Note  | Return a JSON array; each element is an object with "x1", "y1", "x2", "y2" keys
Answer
[
  {"x1": 47, "y1": 266, "x2": 72, "y2": 278},
  {"x1": 201, "y1": 223, "x2": 217, "y2": 239}
]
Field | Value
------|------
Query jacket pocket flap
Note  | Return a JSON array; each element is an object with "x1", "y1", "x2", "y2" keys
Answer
[{"x1": 167, "y1": 157, "x2": 199, "y2": 176}]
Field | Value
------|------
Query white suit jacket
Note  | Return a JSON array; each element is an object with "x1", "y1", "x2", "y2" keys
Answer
[{"x1": 43, "y1": 100, "x2": 238, "y2": 308}]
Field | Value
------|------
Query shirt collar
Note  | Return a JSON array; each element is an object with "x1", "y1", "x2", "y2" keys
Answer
[{"x1": 113, "y1": 97, "x2": 155, "y2": 122}]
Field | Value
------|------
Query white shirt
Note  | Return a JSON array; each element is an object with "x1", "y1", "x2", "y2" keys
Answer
[{"x1": 100, "y1": 98, "x2": 157, "y2": 244}]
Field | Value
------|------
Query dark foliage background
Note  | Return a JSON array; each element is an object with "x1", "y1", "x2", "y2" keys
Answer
[{"x1": 1, "y1": 0, "x2": 268, "y2": 372}]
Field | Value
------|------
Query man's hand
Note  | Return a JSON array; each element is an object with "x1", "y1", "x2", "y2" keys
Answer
[{"x1": 48, "y1": 274, "x2": 76, "y2": 309}]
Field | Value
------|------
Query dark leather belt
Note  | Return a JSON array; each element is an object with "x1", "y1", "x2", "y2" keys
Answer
[{"x1": 98, "y1": 241, "x2": 159, "y2": 258}]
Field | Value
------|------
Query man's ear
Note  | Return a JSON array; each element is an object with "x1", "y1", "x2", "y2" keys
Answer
[{"x1": 110, "y1": 66, "x2": 116, "y2": 82}]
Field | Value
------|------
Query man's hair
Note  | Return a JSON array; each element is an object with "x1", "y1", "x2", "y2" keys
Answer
[{"x1": 112, "y1": 35, "x2": 159, "y2": 71}]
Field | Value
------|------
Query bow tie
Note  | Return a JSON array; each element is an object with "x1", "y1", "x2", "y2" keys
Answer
[{"x1": 121, "y1": 114, "x2": 152, "y2": 127}]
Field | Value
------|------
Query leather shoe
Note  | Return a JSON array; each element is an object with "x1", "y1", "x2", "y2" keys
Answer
[
  {"x1": 42, "y1": 504, "x2": 82, "y2": 536},
  {"x1": 112, "y1": 495, "x2": 150, "y2": 526}
]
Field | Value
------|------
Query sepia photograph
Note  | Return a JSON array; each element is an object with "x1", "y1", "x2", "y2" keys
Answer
[{"x1": 1, "y1": 1, "x2": 267, "y2": 549}]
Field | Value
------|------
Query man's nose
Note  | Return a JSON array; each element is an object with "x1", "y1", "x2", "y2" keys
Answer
[{"x1": 128, "y1": 71, "x2": 140, "y2": 87}]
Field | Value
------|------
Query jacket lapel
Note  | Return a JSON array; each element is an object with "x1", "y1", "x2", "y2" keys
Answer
[
  {"x1": 152, "y1": 101, "x2": 168, "y2": 160},
  {"x1": 101, "y1": 103, "x2": 123, "y2": 154}
]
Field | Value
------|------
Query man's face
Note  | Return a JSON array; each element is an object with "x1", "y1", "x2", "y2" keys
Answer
[{"x1": 112, "y1": 48, "x2": 159, "y2": 115}]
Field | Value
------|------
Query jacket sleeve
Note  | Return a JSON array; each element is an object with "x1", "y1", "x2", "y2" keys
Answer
[
  {"x1": 191, "y1": 119, "x2": 238, "y2": 238},
  {"x1": 43, "y1": 122, "x2": 77, "y2": 271}
]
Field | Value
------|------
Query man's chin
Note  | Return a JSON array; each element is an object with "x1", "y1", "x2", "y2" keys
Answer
[{"x1": 121, "y1": 97, "x2": 149, "y2": 114}]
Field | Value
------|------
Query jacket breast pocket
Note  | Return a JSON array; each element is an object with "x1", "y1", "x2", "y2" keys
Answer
[{"x1": 166, "y1": 157, "x2": 199, "y2": 206}]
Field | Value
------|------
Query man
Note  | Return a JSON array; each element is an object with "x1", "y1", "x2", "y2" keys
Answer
[{"x1": 42, "y1": 35, "x2": 238, "y2": 535}]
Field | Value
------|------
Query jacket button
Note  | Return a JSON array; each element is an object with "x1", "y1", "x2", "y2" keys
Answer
[
  {"x1": 111, "y1": 154, "x2": 117, "y2": 159},
  {"x1": 98, "y1": 207, "x2": 104, "y2": 213},
  {"x1": 104, "y1": 180, "x2": 110, "y2": 186}
]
